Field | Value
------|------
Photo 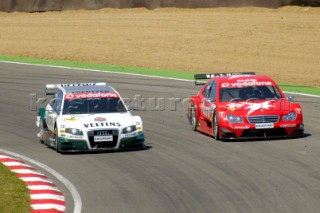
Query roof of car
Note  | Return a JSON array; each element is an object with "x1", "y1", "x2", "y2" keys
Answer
[
  {"x1": 212, "y1": 74, "x2": 270, "y2": 81},
  {"x1": 210, "y1": 74, "x2": 276, "y2": 84},
  {"x1": 62, "y1": 85, "x2": 116, "y2": 94}
]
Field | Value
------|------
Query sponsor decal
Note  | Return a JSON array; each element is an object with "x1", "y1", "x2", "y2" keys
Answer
[
  {"x1": 64, "y1": 117, "x2": 77, "y2": 121},
  {"x1": 68, "y1": 135, "x2": 83, "y2": 139},
  {"x1": 227, "y1": 103, "x2": 244, "y2": 111},
  {"x1": 219, "y1": 111, "x2": 226, "y2": 118},
  {"x1": 94, "y1": 135, "x2": 113, "y2": 142},
  {"x1": 94, "y1": 117, "x2": 107, "y2": 122},
  {"x1": 233, "y1": 126, "x2": 250, "y2": 130},
  {"x1": 61, "y1": 83, "x2": 99, "y2": 87},
  {"x1": 295, "y1": 108, "x2": 302, "y2": 114},
  {"x1": 123, "y1": 132, "x2": 139, "y2": 137},
  {"x1": 255, "y1": 123, "x2": 274, "y2": 129},
  {"x1": 64, "y1": 92, "x2": 119, "y2": 100},
  {"x1": 84, "y1": 122, "x2": 121, "y2": 128},
  {"x1": 226, "y1": 101, "x2": 274, "y2": 114},
  {"x1": 280, "y1": 124, "x2": 297, "y2": 128},
  {"x1": 245, "y1": 101, "x2": 273, "y2": 115},
  {"x1": 222, "y1": 80, "x2": 273, "y2": 88}
]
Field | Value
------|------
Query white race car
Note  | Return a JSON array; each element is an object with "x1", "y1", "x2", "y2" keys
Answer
[{"x1": 36, "y1": 82, "x2": 145, "y2": 153}]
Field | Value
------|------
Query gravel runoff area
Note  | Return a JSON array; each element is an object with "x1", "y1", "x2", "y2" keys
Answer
[{"x1": 0, "y1": 6, "x2": 319, "y2": 87}]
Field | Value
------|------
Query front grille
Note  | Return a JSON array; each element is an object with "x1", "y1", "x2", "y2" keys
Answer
[
  {"x1": 88, "y1": 130, "x2": 118, "y2": 149},
  {"x1": 247, "y1": 115, "x2": 279, "y2": 124}
]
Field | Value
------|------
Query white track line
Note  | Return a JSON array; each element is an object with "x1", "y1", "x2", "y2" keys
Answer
[
  {"x1": 0, "y1": 60, "x2": 191, "y2": 82},
  {"x1": 0, "y1": 60, "x2": 319, "y2": 98}
]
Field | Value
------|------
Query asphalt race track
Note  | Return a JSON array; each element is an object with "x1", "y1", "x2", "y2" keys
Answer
[{"x1": 0, "y1": 62, "x2": 320, "y2": 213}]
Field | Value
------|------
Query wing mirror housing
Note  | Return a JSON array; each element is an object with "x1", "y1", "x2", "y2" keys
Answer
[
  {"x1": 287, "y1": 96, "x2": 295, "y2": 102},
  {"x1": 129, "y1": 105, "x2": 140, "y2": 111}
]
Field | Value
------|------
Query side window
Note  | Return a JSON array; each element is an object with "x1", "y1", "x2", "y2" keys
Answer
[
  {"x1": 208, "y1": 81, "x2": 217, "y2": 100},
  {"x1": 203, "y1": 81, "x2": 216, "y2": 100},
  {"x1": 203, "y1": 82, "x2": 212, "y2": 98},
  {"x1": 51, "y1": 89, "x2": 63, "y2": 114}
]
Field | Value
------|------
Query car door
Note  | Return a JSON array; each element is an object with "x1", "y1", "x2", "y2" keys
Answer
[
  {"x1": 46, "y1": 89, "x2": 63, "y2": 131},
  {"x1": 200, "y1": 81, "x2": 217, "y2": 121}
]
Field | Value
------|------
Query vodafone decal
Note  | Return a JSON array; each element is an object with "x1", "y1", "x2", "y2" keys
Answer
[
  {"x1": 65, "y1": 92, "x2": 119, "y2": 99},
  {"x1": 222, "y1": 81, "x2": 272, "y2": 88}
]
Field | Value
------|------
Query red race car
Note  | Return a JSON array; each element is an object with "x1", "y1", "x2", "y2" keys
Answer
[{"x1": 187, "y1": 72, "x2": 304, "y2": 140}]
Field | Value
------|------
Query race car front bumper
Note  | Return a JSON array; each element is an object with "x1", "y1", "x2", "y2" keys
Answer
[
  {"x1": 57, "y1": 132, "x2": 145, "y2": 152},
  {"x1": 219, "y1": 123, "x2": 304, "y2": 140}
]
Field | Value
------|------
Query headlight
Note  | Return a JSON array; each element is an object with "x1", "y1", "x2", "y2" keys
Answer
[
  {"x1": 227, "y1": 114, "x2": 243, "y2": 124},
  {"x1": 65, "y1": 128, "x2": 83, "y2": 135},
  {"x1": 282, "y1": 111, "x2": 297, "y2": 122},
  {"x1": 122, "y1": 125, "x2": 136, "y2": 134}
]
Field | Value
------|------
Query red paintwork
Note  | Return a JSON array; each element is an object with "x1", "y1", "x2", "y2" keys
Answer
[{"x1": 188, "y1": 74, "x2": 304, "y2": 140}]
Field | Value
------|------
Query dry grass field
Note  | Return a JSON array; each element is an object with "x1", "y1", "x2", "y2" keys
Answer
[{"x1": 0, "y1": 6, "x2": 319, "y2": 86}]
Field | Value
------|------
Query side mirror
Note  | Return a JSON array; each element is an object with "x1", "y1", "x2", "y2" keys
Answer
[
  {"x1": 204, "y1": 98, "x2": 215, "y2": 106},
  {"x1": 47, "y1": 110, "x2": 55, "y2": 114},
  {"x1": 205, "y1": 98, "x2": 215, "y2": 103},
  {"x1": 129, "y1": 106, "x2": 140, "y2": 111},
  {"x1": 287, "y1": 96, "x2": 295, "y2": 102}
]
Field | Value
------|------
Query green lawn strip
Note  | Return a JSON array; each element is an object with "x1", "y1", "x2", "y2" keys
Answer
[
  {"x1": 0, "y1": 55, "x2": 319, "y2": 96},
  {"x1": 0, "y1": 163, "x2": 30, "y2": 213},
  {"x1": 0, "y1": 56, "x2": 194, "y2": 80},
  {"x1": 278, "y1": 84, "x2": 320, "y2": 96}
]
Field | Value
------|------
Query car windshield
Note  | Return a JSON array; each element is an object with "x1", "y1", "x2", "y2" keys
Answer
[
  {"x1": 62, "y1": 98, "x2": 127, "y2": 115},
  {"x1": 220, "y1": 86, "x2": 282, "y2": 102}
]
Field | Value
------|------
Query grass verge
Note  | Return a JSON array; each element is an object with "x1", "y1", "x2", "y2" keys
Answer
[
  {"x1": 0, "y1": 55, "x2": 319, "y2": 96},
  {"x1": 0, "y1": 163, "x2": 30, "y2": 213}
]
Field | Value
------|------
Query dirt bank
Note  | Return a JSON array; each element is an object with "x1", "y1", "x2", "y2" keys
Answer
[
  {"x1": 1, "y1": 0, "x2": 320, "y2": 12},
  {"x1": 0, "y1": 7, "x2": 319, "y2": 86}
]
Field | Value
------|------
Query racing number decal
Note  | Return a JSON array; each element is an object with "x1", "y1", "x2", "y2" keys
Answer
[
  {"x1": 45, "y1": 104, "x2": 58, "y2": 131},
  {"x1": 201, "y1": 102, "x2": 216, "y2": 120},
  {"x1": 47, "y1": 115, "x2": 54, "y2": 127},
  {"x1": 46, "y1": 111, "x2": 58, "y2": 131}
]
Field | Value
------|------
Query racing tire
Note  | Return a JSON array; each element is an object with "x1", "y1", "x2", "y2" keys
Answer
[
  {"x1": 54, "y1": 128, "x2": 60, "y2": 153},
  {"x1": 213, "y1": 113, "x2": 220, "y2": 140},
  {"x1": 190, "y1": 104, "x2": 199, "y2": 131}
]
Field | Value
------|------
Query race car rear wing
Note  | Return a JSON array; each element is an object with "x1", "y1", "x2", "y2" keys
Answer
[
  {"x1": 194, "y1": 72, "x2": 256, "y2": 85},
  {"x1": 45, "y1": 82, "x2": 107, "y2": 95}
]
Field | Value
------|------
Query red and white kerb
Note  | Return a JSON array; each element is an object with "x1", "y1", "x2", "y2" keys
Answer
[{"x1": 0, "y1": 154, "x2": 66, "y2": 213}]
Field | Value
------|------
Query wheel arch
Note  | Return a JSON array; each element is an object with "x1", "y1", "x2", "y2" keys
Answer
[{"x1": 188, "y1": 97, "x2": 201, "y2": 119}]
